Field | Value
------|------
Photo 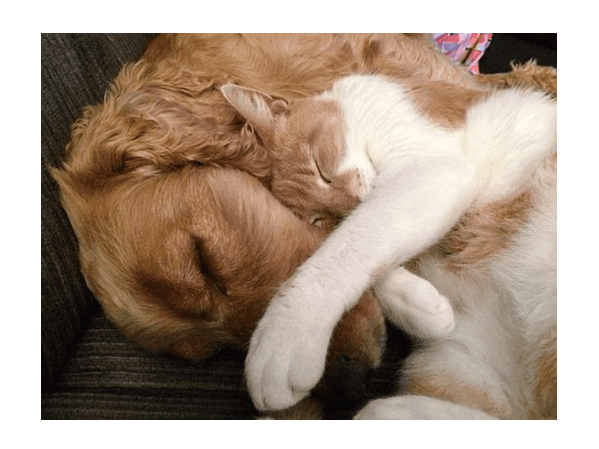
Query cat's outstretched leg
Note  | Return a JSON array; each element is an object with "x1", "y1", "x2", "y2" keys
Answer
[
  {"x1": 354, "y1": 395, "x2": 495, "y2": 420},
  {"x1": 246, "y1": 156, "x2": 474, "y2": 412},
  {"x1": 374, "y1": 267, "x2": 454, "y2": 339}
]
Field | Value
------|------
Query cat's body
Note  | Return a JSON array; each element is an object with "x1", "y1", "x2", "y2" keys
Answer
[
  {"x1": 222, "y1": 74, "x2": 556, "y2": 417},
  {"x1": 356, "y1": 154, "x2": 556, "y2": 419}
]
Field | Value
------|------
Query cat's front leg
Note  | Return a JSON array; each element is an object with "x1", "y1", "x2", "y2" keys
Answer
[
  {"x1": 245, "y1": 262, "x2": 353, "y2": 411},
  {"x1": 374, "y1": 267, "x2": 454, "y2": 339},
  {"x1": 247, "y1": 156, "x2": 474, "y2": 411}
]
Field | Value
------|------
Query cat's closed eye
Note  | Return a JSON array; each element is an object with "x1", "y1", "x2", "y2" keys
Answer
[{"x1": 313, "y1": 155, "x2": 332, "y2": 184}]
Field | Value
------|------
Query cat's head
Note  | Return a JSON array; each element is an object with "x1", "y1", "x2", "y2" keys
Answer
[{"x1": 221, "y1": 84, "x2": 361, "y2": 227}]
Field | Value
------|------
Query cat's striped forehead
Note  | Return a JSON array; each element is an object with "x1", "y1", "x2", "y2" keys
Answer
[{"x1": 282, "y1": 97, "x2": 346, "y2": 163}]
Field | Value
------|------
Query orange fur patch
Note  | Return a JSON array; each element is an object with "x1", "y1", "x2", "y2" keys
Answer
[
  {"x1": 529, "y1": 327, "x2": 557, "y2": 419},
  {"x1": 405, "y1": 371, "x2": 512, "y2": 419},
  {"x1": 408, "y1": 81, "x2": 487, "y2": 129},
  {"x1": 476, "y1": 61, "x2": 557, "y2": 99},
  {"x1": 436, "y1": 189, "x2": 534, "y2": 270}
]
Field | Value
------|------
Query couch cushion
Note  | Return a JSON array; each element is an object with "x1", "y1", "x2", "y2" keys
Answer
[
  {"x1": 41, "y1": 307, "x2": 410, "y2": 419},
  {"x1": 41, "y1": 309, "x2": 255, "y2": 419}
]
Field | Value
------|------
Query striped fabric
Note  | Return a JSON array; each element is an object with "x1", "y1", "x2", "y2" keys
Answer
[
  {"x1": 42, "y1": 311, "x2": 255, "y2": 419},
  {"x1": 42, "y1": 307, "x2": 410, "y2": 419}
]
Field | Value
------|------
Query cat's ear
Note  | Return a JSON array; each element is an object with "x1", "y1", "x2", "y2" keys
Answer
[{"x1": 220, "y1": 84, "x2": 288, "y2": 142}]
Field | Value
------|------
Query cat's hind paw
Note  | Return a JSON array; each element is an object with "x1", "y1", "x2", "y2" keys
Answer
[{"x1": 374, "y1": 269, "x2": 455, "y2": 339}]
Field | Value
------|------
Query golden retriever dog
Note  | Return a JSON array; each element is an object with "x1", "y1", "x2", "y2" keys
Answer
[{"x1": 51, "y1": 33, "x2": 555, "y2": 418}]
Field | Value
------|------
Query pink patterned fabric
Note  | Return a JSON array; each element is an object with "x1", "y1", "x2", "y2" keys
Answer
[{"x1": 433, "y1": 33, "x2": 493, "y2": 74}]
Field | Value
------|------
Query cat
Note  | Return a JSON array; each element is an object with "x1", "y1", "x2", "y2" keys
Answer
[
  {"x1": 221, "y1": 83, "x2": 458, "y2": 341},
  {"x1": 221, "y1": 73, "x2": 556, "y2": 414}
]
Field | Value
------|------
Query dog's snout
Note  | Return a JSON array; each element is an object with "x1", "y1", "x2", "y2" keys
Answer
[{"x1": 313, "y1": 353, "x2": 371, "y2": 405}]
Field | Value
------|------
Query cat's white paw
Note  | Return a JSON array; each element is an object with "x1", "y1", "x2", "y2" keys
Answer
[
  {"x1": 354, "y1": 395, "x2": 496, "y2": 420},
  {"x1": 245, "y1": 294, "x2": 333, "y2": 411},
  {"x1": 374, "y1": 269, "x2": 455, "y2": 339}
]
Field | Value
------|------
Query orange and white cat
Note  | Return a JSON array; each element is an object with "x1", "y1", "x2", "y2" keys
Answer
[{"x1": 222, "y1": 73, "x2": 557, "y2": 418}]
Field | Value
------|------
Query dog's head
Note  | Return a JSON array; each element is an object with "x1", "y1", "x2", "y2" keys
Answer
[
  {"x1": 51, "y1": 48, "x2": 392, "y2": 417},
  {"x1": 52, "y1": 104, "x2": 386, "y2": 406}
]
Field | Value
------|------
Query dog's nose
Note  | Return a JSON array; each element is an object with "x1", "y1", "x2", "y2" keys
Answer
[{"x1": 313, "y1": 353, "x2": 371, "y2": 405}]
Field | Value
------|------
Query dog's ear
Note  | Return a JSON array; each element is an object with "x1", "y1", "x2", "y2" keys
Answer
[{"x1": 220, "y1": 84, "x2": 288, "y2": 143}]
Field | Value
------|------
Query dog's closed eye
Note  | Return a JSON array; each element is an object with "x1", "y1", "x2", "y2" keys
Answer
[{"x1": 193, "y1": 237, "x2": 230, "y2": 296}]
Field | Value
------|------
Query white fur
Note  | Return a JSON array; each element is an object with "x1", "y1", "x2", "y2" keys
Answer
[
  {"x1": 356, "y1": 161, "x2": 556, "y2": 419},
  {"x1": 246, "y1": 74, "x2": 557, "y2": 412},
  {"x1": 354, "y1": 395, "x2": 496, "y2": 420}
]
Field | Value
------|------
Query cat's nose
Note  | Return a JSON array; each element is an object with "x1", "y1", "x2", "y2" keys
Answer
[
  {"x1": 312, "y1": 353, "x2": 371, "y2": 405},
  {"x1": 345, "y1": 168, "x2": 362, "y2": 198}
]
